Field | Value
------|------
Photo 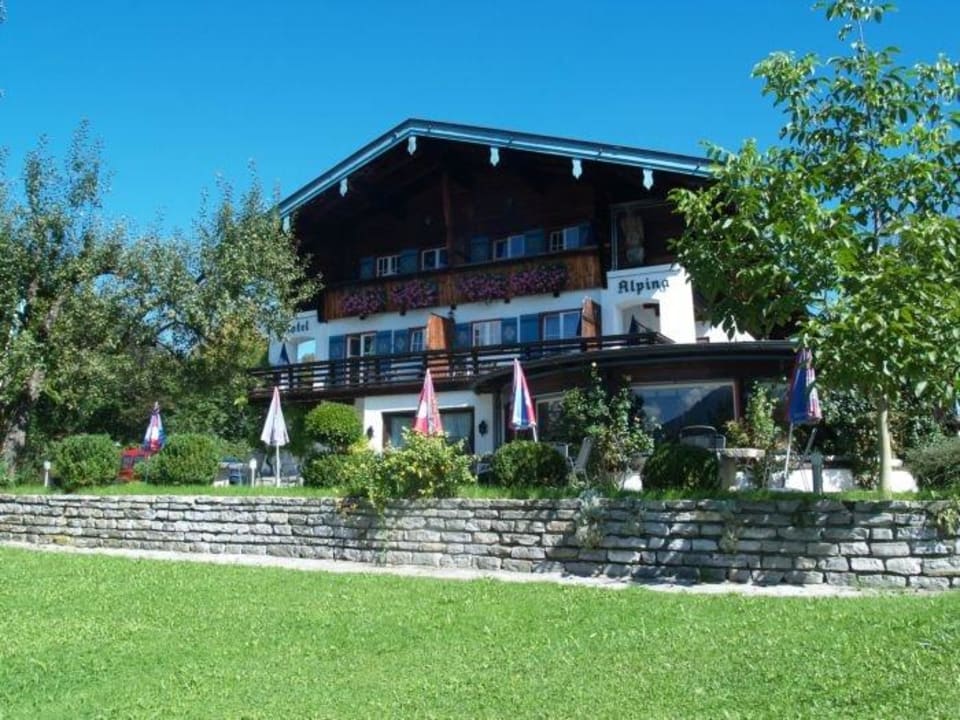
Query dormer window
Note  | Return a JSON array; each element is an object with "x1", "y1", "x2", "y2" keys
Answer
[
  {"x1": 494, "y1": 234, "x2": 525, "y2": 259},
  {"x1": 377, "y1": 255, "x2": 399, "y2": 277},
  {"x1": 421, "y1": 247, "x2": 448, "y2": 271},
  {"x1": 549, "y1": 230, "x2": 565, "y2": 252}
]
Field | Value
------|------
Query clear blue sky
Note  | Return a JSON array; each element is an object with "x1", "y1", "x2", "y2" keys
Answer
[{"x1": 2, "y1": 1, "x2": 957, "y2": 233}]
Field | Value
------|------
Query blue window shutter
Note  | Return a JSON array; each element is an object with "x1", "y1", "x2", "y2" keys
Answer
[
  {"x1": 328, "y1": 335, "x2": 346, "y2": 360},
  {"x1": 469, "y1": 236, "x2": 491, "y2": 263},
  {"x1": 375, "y1": 331, "x2": 393, "y2": 355},
  {"x1": 399, "y1": 249, "x2": 419, "y2": 274},
  {"x1": 565, "y1": 226, "x2": 581, "y2": 249},
  {"x1": 578, "y1": 222, "x2": 594, "y2": 246},
  {"x1": 519, "y1": 314, "x2": 540, "y2": 343},
  {"x1": 524, "y1": 229, "x2": 545, "y2": 255},
  {"x1": 454, "y1": 323, "x2": 472, "y2": 349},
  {"x1": 393, "y1": 329, "x2": 408, "y2": 354},
  {"x1": 501, "y1": 317, "x2": 518, "y2": 345},
  {"x1": 359, "y1": 257, "x2": 375, "y2": 279},
  {"x1": 510, "y1": 234, "x2": 526, "y2": 258}
]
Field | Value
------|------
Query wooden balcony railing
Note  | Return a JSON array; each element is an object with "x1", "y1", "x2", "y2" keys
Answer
[
  {"x1": 249, "y1": 332, "x2": 672, "y2": 399},
  {"x1": 321, "y1": 248, "x2": 602, "y2": 321}
]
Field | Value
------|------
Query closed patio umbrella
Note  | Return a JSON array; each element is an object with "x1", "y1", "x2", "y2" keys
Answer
[
  {"x1": 784, "y1": 348, "x2": 822, "y2": 481},
  {"x1": 260, "y1": 386, "x2": 289, "y2": 486},
  {"x1": 413, "y1": 369, "x2": 443, "y2": 435},
  {"x1": 142, "y1": 402, "x2": 165, "y2": 453},
  {"x1": 510, "y1": 358, "x2": 538, "y2": 441}
]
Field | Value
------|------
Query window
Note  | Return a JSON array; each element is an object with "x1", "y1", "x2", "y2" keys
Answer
[
  {"x1": 632, "y1": 382, "x2": 735, "y2": 439},
  {"x1": 409, "y1": 328, "x2": 425, "y2": 352},
  {"x1": 296, "y1": 339, "x2": 316, "y2": 363},
  {"x1": 384, "y1": 409, "x2": 474, "y2": 452},
  {"x1": 542, "y1": 310, "x2": 580, "y2": 341},
  {"x1": 421, "y1": 247, "x2": 448, "y2": 270},
  {"x1": 549, "y1": 230, "x2": 565, "y2": 252},
  {"x1": 347, "y1": 332, "x2": 376, "y2": 358},
  {"x1": 493, "y1": 234, "x2": 524, "y2": 259},
  {"x1": 377, "y1": 255, "x2": 399, "y2": 277},
  {"x1": 472, "y1": 320, "x2": 502, "y2": 347}
]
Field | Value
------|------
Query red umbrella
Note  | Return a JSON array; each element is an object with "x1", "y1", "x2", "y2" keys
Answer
[{"x1": 413, "y1": 369, "x2": 443, "y2": 435}]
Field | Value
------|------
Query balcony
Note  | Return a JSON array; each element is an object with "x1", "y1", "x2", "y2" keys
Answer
[
  {"x1": 249, "y1": 331, "x2": 671, "y2": 401},
  {"x1": 321, "y1": 248, "x2": 602, "y2": 321}
]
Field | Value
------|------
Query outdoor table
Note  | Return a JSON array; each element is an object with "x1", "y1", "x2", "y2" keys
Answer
[{"x1": 718, "y1": 448, "x2": 766, "y2": 490}]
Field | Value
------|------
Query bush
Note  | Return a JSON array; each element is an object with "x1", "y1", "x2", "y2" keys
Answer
[
  {"x1": 51, "y1": 434, "x2": 120, "y2": 492},
  {"x1": 1, "y1": 459, "x2": 15, "y2": 488},
  {"x1": 366, "y1": 429, "x2": 472, "y2": 507},
  {"x1": 144, "y1": 433, "x2": 219, "y2": 486},
  {"x1": 304, "y1": 402, "x2": 364, "y2": 452},
  {"x1": 906, "y1": 438, "x2": 960, "y2": 492},
  {"x1": 642, "y1": 442, "x2": 720, "y2": 493},
  {"x1": 491, "y1": 441, "x2": 569, "y2": 488},
  {"x1": 303, "y1": 445, "x2": 378, "y2": 490}
]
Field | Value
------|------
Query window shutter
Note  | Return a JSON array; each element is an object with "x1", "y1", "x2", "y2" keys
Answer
[
  {"x1": 519, "y1": 314, "x2": 540, "y2": 343},
  {"x1": 501, "y1": 317, "x2": 518, "y2": 345},
  {"x1": 328, "y1": 335, "x2": 346, "y2": 360},
  {"x1": 578, "y1": 222, "x2": 594, "y2": 246},
  {"x1": 509, "y1": 234, "x2": 526, "y2": 258},
  {"x1": 399, "y1": 249, "x2": 419, "y2": 274},
  {"x1": 564, "y1": 226, "x2": 581, "y2": 249},
  {"x1": 375, "y1": 331, "x2": 393, "y2": 355},
  {"x1": 524, "y1": 228, "x2": 545, "y2": 255},
  {"x1": 454, "y1": 322, "x2": 472, "y2": 349},
  {"x1": 359, "y1": 257, "x2": 375, "y2": 279},
  {"x1": 469, "y1": 236, "x2": 491, "y2": 263},
  {"x1": 393, "y1": 329, "x2": 408, "y2": 354}
]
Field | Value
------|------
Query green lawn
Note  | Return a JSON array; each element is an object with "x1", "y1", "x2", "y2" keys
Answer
[{"x1": 1, "y1": 548, "x2": 958, "y2": 718}]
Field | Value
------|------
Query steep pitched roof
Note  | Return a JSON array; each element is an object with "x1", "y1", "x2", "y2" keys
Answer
[{"x1": 279, "y1": 118, "x2": 709, "y2": 217}]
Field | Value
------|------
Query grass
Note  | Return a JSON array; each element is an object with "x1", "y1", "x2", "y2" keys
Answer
[{"x1": 1, "y1": 547, "x2": 959, "y2": 718}]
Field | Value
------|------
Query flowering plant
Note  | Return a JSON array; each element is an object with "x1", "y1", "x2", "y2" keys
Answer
[
  {"x1": 341, "y1": 287, "x2": 386, "y2": 317},
  {"x1": 508, "y1": 264, "x2": 567, "y2": 297},
  {"x1": 390, "y1": 279, "x2": 439, "y2": 311},
  {"x1": 456, "y1": 272, "x2": 508, "y2": 303}
]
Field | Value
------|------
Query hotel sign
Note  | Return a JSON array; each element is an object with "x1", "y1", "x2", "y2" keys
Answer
[
  {"x1": 617, "y1": 275, "x2": 671, "y2": 296},
  {"x1": 288, "y1": 319, "x2": 310, "y2": 334}
]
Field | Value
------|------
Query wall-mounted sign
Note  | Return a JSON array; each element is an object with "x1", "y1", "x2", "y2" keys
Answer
[
  {"x1": 288, "y1": 319, "x2": 310, "y2": 334},
  {"x1": 617, "y1": 276, "x2": 670, "y2": 296}
]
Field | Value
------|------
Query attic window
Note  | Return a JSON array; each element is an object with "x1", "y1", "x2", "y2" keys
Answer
[{"x1": 377, "y1": 255, "x2": 399, "y2": 277}]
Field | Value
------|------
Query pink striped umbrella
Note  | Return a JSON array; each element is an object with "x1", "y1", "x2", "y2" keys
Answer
[{"x1": 413, "y1": 369, "x2": 443, "y2": 435}]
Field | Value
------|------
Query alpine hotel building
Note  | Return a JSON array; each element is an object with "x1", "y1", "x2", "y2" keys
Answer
[{"x1": 250, "y1": 120, "x2": 794, "y2": 454}]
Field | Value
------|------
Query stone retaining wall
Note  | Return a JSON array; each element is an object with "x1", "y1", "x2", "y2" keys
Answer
[{"x1": 2, "y1": 494, "x2": 959, "y2": 589}]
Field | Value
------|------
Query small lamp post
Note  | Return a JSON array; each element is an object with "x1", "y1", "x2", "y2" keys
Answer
[
  {"x1": 43, "y1": 460, "x2": 51, "y2": 489},
  {"x1": 248, "y1": 458, "x2": 258, "y2": 487}
]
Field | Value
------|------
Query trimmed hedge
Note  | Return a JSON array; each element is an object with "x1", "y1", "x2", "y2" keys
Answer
[
  {"x1": 366, "y1": 430, "x2": 472, "y2": 506},
  {"x1": 304, "y1": 403, "x2": 364, "y2": 452},
  {"x1": 643, "y1": 442, "x2": 720, "y2": 493},
  {"x1": 491, "y1": 441, "x2": 569, "y2": 488},
  {"x1": 51, "y1": 434, "x2": 120, "y2": 492},
  {"x1": 144, "y1": 434, "x2": 219, "y2": 486},
  {"x1": 907, "y1": 438, "x2": 960, "y2": 492}
]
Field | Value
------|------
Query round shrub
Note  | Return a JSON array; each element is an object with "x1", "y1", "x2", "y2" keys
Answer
[
  {"x1": 906, "y1": 438, "x2": 960, "y2": 492},
  {"x1": 144, "y1": 433, "x2": 219, "y2": 486},
  {"x1": 51, "y1": 434, "x2": 119, "y2": 492},
  {"x1": 369, "y1": 429, "x2": 472, "y2": 506},
  {"x1": 642, "y1": 442, "x2": 720, "y2": 493},
  {"x1": 303, "y1": 448, "x2": 378, "y2": 491},
  {"x1": 491, "y1": 441, "x2": 569, "y2": 488},
  {"x1": 304, "y1": 402, "x2": 363, "y2": 452}
]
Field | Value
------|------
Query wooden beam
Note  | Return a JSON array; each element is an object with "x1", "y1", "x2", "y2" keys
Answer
[{"x1": 441, "y1": 170, "x2": 456, "y2": 264}]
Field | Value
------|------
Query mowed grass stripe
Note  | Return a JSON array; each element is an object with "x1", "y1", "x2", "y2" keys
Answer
[{"x1": 1, "y1": 547, "x2": 958, "y2": 719}]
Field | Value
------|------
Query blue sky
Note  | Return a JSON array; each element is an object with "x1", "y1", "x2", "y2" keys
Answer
[{"x1": 2, "y1": 1, "x2": 957, "y2": 233}]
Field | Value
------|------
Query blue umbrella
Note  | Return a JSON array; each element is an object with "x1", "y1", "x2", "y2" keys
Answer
[
  {"x1": 784, "y1": 348, "x2": 822, "y2": 484},
  {"x1": 628, "y1": 315, "x2": 641, "y2": 334}
]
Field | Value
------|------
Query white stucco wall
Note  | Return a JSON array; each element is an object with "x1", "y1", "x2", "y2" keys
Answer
[
  {"x1": 602, "y1": 265, "x2": 696, "y2": 342},
  {"x1": 356, "y1": 391, "x2": 496, "y2": 456}
]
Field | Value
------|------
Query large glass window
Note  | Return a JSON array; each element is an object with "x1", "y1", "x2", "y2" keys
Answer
[
  {"x1": 421, "y1": 247, "x2": 448, "y2": 270},
  {"x1": 632, "y1": 382, "x2": 735, "y2": 439},
  {"x1": 384, "y1": 409, "x2": 474, "y2": 452},
  {"x1": 377, "y1": 255, "x2": 399, "y2": 277},
  {"x1": 472, "y1": 320, "x2": 502, "y2": 347},
  {"x1": 409, "y1": 328, "x2": 425, "y2": 353},
  {"x1": 347, "y1": 333, "x2": 376, "y2": 358},
  {"x1": 542, "y1": 311, "x2": 580, "y2": 341}
]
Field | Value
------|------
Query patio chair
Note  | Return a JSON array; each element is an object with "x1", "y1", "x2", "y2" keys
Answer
[
  {"x1": 569, "y1": 436, "x2": 594, "y2": 481},
  {"x1": 678, "y1": 425, "x2": 726, "y2": 453}
]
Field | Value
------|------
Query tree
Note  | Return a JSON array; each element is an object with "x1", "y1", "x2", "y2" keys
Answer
[
  {"x1": 670, "y1": 1, "x2": 959, "y2": 494},
  {"x1": 0, "y1": 125, "x2": 318, "y2": 473}
]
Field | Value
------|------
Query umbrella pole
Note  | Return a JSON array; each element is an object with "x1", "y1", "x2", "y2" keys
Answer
[
  {"x1": 784, "y1": 423, "x2": 794, "y2": 482},
  {"x1": 275, "y1": 445, "x2": 281, "y2": 487},
  {"x1": 532, "y1": 426, "x2": 538, "y2": 443}
]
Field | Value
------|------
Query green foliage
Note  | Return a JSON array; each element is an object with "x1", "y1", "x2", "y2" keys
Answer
[
  {"x1": 642, "y1": 443, "x2": 720, "y2": 493},
  {"x1": 907, "y1": 438, "x2": 960, "y2": 493},
  {"x1": 303, "y1": 403, "x2": 363, "y2": 452},
  {"x1": 490, "y1": 441, "x2": 569, "y2": 488},
  {"x1": 0, "y1": 458, "x2": 14, "y2": 488},
  {"x1": 0, "y1": 125, "x2": 317, "y2": 473},
  {"x1": 364, "y1": 429, "x2": 473, "y2": 507},
  {"x1": 670, "y1": 1, "x2": 960, "y2": 493},
  {"x1": 548, "y1": 364, "x2": 653, "y2": 485},
  {"x1": 50, "y1": 434, "x2": 119, "y2": 492},
  {"x1": 723, "y1": 384, "x2": 783, "y2": 485},
  {"x1": 143, "y1": 434, "x2": 219, "y2": 486},
  {"x1": 302, "y1": 445, "x2": 378, "y2": 491}
]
